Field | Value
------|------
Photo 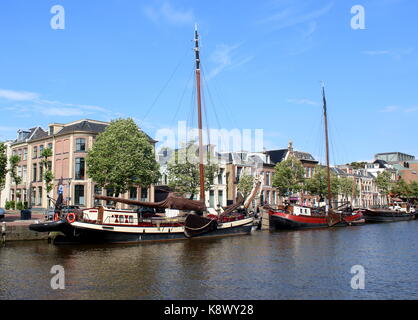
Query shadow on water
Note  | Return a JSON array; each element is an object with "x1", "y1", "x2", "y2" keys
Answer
[{"x1": 1, "y1": 221, "x2": 418, "y2": 299}]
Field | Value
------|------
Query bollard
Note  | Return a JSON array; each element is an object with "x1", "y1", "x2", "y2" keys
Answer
[{"x1": 1, "y1": 222, "x2": 6, "y2": 244}]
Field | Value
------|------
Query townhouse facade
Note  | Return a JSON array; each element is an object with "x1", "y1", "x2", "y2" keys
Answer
[{"x1": 6, "y1": 119, "x2": 155, "y2": 210}]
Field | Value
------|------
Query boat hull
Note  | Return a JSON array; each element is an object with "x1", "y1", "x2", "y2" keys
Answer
[
  {"x1": 269, "y1": 210, "x2": 363, "y2": 230},
  {"x1": 50, "y1": 217, "x2": 254, "y2": 244},
  {"x1": 363, "y1": 210, "x2": 414, "y2": 223}
]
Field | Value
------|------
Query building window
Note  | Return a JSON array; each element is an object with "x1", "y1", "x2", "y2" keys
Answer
[
  {"x1": 106, "y1": 188, "x2": 114, "y2": 205},
  {"x1": 129, "y1": 187, "x2": 137, "y2": 200},
  {"x1": 48, "y1": 143, "x2": 53, "y2": 150},
  {"x1": 31, "y1": 188, "x2": 35, "y2": 205},
  {"x1": 140, "y1": 188, "x2": 148, "y2": 201},
  {"x1": 23, "y1": 148, "x2": 27, "y2": 160},
  {"x1": 75, "y1": 158, "x2": 85, "y2": 180},
  {"x1": 218, "y1": 190, "x2": 223, "y2": 207},
  {"x1": 236, "y1": 167, "x2": 242, "y2": 183},
  {"x1": 39, "y1": 145, "x2": 44, "y2": 157},
  {"x1": 33, "y1": 146, "x2": 37, "y2": 159},
  {"x1": 37, "y1": 187, "x2": 42, "y2": 206},
  {"x1": 39, "y1": 164, "x2": 43, "y2": 182},
  {"x1": 218, "y1": 168, "x2": 224, "y2": 185},
  {"x1": 22, "y1": 166, "x2": 27, "y2": 181},
  {"x1": 94, "y1": 185, "x2": 102, "y2": 206},
  {"x1": 32, "y1": 163, "x2": 37, "y2": 182},
  {"x1": 17, "y1": 149, "x2": 22, "y2": 160},
  {"x1": 74, "y1": 185, "x2": 85, "y2": 205},
  {"x1": 266, "y1": 172, "x2": 270, "y2": 186},
  {"x1": 76, "y1": 138, "x2": 86, "y2": 152}
]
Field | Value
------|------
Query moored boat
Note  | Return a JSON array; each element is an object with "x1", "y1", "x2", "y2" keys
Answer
[{"x1": 362, "y1": 208, "x2": 414, "y2": 223}]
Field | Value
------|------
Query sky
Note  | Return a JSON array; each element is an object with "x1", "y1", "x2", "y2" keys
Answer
[{"x1": 0, "y1": 0, "x2": 417, "y2": 165}]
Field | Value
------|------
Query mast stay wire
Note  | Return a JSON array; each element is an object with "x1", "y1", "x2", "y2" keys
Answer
[{"x1": 140, "y1": 46, "x2": 191, "y2": 123}]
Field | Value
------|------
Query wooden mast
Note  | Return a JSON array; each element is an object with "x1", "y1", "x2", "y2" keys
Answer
[
  {"x1": 194, "y1": 25, "x2": 205, "y2": 204},
  {"x1": 322, "y1": 82, "x2": 332, "y2": 213}
]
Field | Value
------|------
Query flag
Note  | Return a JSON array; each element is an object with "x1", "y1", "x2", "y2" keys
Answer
[{"x1": 55, "y1": 177, "x2": 64, "y2": 211}]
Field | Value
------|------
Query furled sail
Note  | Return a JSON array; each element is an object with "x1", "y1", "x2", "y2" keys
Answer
[{"x1": 94, "y1": 193, "x2": 206, "y2": 212}]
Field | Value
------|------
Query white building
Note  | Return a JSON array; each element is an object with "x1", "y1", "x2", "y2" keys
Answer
[{"x1": 0, "y1": 141, "x2": 13, "y2": 208}]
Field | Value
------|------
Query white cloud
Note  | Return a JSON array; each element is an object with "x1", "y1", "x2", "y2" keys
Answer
[
  {"x1": 363, "y1": 48, "x2": 414, "y2": 60},
  {"x1": 207, "y1": 44, "x2": 253, "y2": 79},
  {"x1": 404, "y1": 107, "x2": 418, "y2": 113},
  {"x1": 380, "y1": 105, "x2": 399, "y2": 113},
  {"x1": 257, "y1": 2, "x2": 334, "y2": 31},
  {"x1": 143, "y1": 1, "x2": 194, "y2": 26},
  {"x1": 0, "y1": 89, "x2": 39, "y2": 101}
]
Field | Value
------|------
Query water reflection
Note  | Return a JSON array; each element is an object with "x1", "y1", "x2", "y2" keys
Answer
[{"x1": 1, "y1": 221, "x2": 418, "y2": 300}]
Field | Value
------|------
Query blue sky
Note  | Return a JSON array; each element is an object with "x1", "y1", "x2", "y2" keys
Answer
[{"x1": 0, "y1": 0, "x2": 417, "y2": 164}]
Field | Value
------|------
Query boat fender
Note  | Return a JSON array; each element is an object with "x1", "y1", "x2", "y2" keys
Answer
[
  {"x1": 66, "y1": 212, "x2": 76, "y2": 224},
  {"x1": 54, "y1": 213, "x2": 60, "y2": 221}
]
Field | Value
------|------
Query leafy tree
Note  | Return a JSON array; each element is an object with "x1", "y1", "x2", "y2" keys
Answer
[
  {"x1": 338, "y1": 176, "x2": 358, "y2": 202},
  {"x1": 166, "y1": 142, "x2": 218, "y2": 199},
  {"x1": 237, "y1": 174, "x2": 254, "y2": 199},
  {"x1": 375, "y1": 171, "x2": 392, "y2": 204},
  {"x1": 41, "y1": 148, "x2": 54, "y2": 194},
  {"x1": 305, "y1": 165, "x2": 339, "y2": 200},
  {"x1": 0, "y1": 143, "x2": 7, "y2": 202},
  {"x1": 391, "y1": 179, "x2": 411, "y2": 199},
  {"x1": 86, "y1": 118, "x2": 160, "y2": 197},
  {"x1": 347, "y1": 162, "x2": 367, "y2": 170},
  {"x1": 410, "y1": 181, "x2": 418, "y2": 199},
  {"x1": 272, "y1": 157, "x2": 305, "y2": 197},
  {"x1": 8, "y1": 154, "x2": 22, "y2": 186}
]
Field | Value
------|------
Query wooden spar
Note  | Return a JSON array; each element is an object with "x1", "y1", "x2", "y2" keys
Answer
[
  {"x1": 194, "y1": 25, "x2": 205, "y2": 204},
  {"x1": 322, "y1": 83, "x2": 332, "y2": 212}
]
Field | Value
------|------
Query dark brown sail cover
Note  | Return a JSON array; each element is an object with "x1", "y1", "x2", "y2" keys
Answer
[
  {"x1": 94, "y1": 193, "x2": 206, "y2": 212},
  {"x1": 220, "y1": 192, "x2": 245, "y2": 217}
]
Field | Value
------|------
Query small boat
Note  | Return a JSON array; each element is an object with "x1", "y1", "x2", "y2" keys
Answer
[
  {"x1": 268, "y1": 205, "x2": 364, "y2": 230},
  {"x1": 362, "y1": 208, "x2": 414, "y2": 223}
]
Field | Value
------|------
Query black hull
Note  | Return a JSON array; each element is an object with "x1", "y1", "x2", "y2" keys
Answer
[
  {"x1": 53, "y1": 223, "x2": 253, "y2": 244},
  {"x1": 363, "y1": 214, "x2": 414, "y2": 223},
  {"x1": 29, "y1": 220, "x2": 70, "y2": 233}
]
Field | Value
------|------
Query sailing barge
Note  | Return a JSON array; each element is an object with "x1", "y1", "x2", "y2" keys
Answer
[
  {"x1": 362, "y1": 208, "x2": 414, "y2": 223},
  {"x1": 267, "y1": 84, "x2": 364, "y2": 230},
  {"x1": 29, "y1": 27, "x2": 254, "y2": 244}
]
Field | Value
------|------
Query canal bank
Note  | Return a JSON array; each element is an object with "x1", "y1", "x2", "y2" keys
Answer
[{"x1": 1, "y1": 211, "x2": 48, "y2": 242}]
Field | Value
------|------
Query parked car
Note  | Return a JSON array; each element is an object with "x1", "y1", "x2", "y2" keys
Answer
[{"x1": 0, "y1": 208, "x2": 5, "y2": 220}]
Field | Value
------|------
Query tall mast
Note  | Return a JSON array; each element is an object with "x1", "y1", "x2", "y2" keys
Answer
[
  {"x1": 194, "y1": 25, "x2": 205, "y2": 204},
  {"x1": 322, "y1": 82, "x2": 332, "y2": 212}
]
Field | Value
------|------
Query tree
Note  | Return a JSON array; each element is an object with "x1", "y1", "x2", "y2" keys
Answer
[
  {"x1": 305, "y1": 165, "x2": 339, "y2": 201},
  {"x1": 0, "y1": 143, "x2": 7, "y2": 202},
  {"x1": 86, "y1": 118, "x2": 160, "y2": 197},
  {"x1": 375, "y1": 171, "x2": 392, "y2": 204},
  {"x1": 8, "y1": 154, "x2": 22, "y2": 186},
  {"x1": 338, "y1": 176, "x2": 358, "y2": 202},
  {"x1": 237, "y1": 174, "x2": 254, "y2": 199},
  {"x1": 41, "y1": 148, "x2": 54, "y2": 207},
  {"x1": 410, "y1": 181, "x2": 418, "y2": 200},
  {"x1": 166, "y1": 142, "x2": 218, "y2": 199},
  {"x1": 347, "y1": 162, "x2": 367, "y2": 170},
  {"x1": 272, "y1": 157, "x2": 305, "y2": 197},
  {"x1": 391, "y1": 179, "x2": 411, "y2": 199}
]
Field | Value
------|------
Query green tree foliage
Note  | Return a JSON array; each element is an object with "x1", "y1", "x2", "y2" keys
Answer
[
  {"x1": 391, "y1": 179, "x2": 412, "y2": 199},
  {"x1": 272, "y1": 157, "x2": 305, "y2": 197},
  {"x1": 338, "y1": 176, "x2": 358, "y2": 201},
  {"x1": 41, "y1": 148, "x2": 54, "y2": 193},
  {"x1": 375, "y1": 171, "x2": 392, "y2": 202},
  {"x1": 9, "y1": 154, "x2": 22, "y2": 186},
  {"x1": 237, "y1": 174, "x2": 254, "y2": 199},
  {"x1": 410, "y1": 181, "x2": 418, "y2": 199},
  {"x1": 305, "y1": 165, "x2": 339, "y2": 199},
  {"x1": 86, "y1": 118, "x2": 160, "y2": 196},
  {"x1": 347, "y1": 162, "x2": 367, "y2": 169},
  {"x1": 0, "y1": 143, "x2": 7, "y2": 192},
  {"x1": 166, "y1": 142, "x2": 218, "y2": 199}
]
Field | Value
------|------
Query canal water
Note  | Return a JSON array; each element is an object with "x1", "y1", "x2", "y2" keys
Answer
[{"x1": 1, "y1": 221, "x2": 418, "y2": 300}]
